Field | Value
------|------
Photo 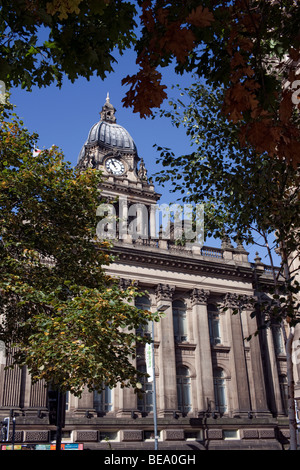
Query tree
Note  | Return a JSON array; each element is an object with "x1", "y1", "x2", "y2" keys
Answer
[
  {"x1": 154, "y1": 82, "x2": 300, "y2": 448},
  {"x1": 0, "y1": 0, "x2": 137, "y2": 90},
  {"x1": 122, "y1": 0, "x2": 300, "y2": 168},
  {"x1": 0, "y1": 102, "x2": 157, "y2": 398}
]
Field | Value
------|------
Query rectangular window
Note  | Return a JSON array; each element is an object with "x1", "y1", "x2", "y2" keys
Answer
[
  {"x1": 209, "y1": 313, "x2": 221, "y2": 345},
  {"x1": 173, "y1": 301, "x2": 188, "y2": 343},
  {"x1": 143, "y1": 430, "x2": 161, "y2": 441},
  {"x1": 99, "y1": 431, "x2": 118, "y2": 441},
  {"x1": 184, "y1": 430, "x2": 203, "y2": 440},
  {"x1": 223, "y1": 430, "x2": 239, "y2": 440},
  {"x1": 50, "y1": 430, "x2": 72, "y2": 442},
  {"x1": 93, "y1": 387, "x2": 113, "y2": 412}
]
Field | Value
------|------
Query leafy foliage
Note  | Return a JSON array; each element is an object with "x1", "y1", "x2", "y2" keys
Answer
[
  {"x1": 155, "y1": 83, "x2": 300, "y2": 250},
  {"x1": 155, "y1": 82, "x2": 300, "y2": 322},
  {"x1": 0, "y1": 0, "x2": 137, "y2": 90},
  {"x1": 0, "y1": 103, "x2": 157, "y2": 396},
  {"x1": 154, "y1": 82, "x2": 300, "y2": 447},
  {"x1": 122, "y1": 0, "x2": 300, "y2": 168}
]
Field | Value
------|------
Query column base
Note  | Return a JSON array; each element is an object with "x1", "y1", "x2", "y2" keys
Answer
[
  {"x1": 158, "y1": 409, "x2": 180, "y2": 419},
  {"x1": 116, "y1": 409, "x2": 140, "y2": 418}
]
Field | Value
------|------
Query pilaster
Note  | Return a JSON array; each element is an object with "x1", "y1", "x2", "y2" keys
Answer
[
  {"x1": 190, "y1": 289, "x2": 215, "y2": 413},
  {"x1": 241, "y1": 299, "x2": 271, "y2": 416},
  {"x1": 116, "y1": 278, "x2": 138, "y2": 416},
  {"x1": 223, "y1": 293, "x2": 252, "y2": 415},
  {"x1": 155, "y1": 283, "x2": 177, "y2": 417}
]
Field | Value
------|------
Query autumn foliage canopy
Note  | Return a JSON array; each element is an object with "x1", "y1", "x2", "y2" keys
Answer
[{"x1": 122, "y1": 0, "x2": 300, "y2": 169}]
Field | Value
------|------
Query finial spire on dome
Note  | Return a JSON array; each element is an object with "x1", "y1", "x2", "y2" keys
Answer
[{"x1": 100, "y1": 92, "x2": 116, "y2": 123}]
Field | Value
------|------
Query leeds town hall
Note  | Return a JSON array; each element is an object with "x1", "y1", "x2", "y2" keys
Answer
[{"x1": 0, "y1": 96, "x2": 298, "y2": 451}]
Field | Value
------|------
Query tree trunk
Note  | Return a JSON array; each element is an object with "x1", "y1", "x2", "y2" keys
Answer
[
  {"x1": 286, "y1": 326, "x2": 298, "y2": 449},
  {"x1": 265, "y1": 235, "x2": 298, "y2": 449}
]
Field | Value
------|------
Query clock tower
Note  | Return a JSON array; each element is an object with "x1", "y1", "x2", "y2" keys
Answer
[{"x1": 77, "y1": 94, "x2": 161, "y2": 241}]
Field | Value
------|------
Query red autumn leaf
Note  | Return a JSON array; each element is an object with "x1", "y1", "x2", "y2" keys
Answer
[
  {"x1": 186, "y1": 5, "x2": 214, "y2": 28},
  {"x1": 279, "y1": 91, "x2": 293, "y2": 124},
  {"x1": 159, "y1": 25, "x2": 195, "y2": 63},
  {"x1": 289, "y1": 47, "x2": 300, "y2": 62},
  {"x1": 122, "y1": 62, "x2": 167, "y2": 117}
]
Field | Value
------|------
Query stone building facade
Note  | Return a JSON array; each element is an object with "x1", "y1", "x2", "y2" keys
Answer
[{"x1": 0, "y1": 96, "x2": 293, "y2": 450}]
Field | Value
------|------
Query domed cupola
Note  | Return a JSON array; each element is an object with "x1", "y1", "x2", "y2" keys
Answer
[
  {"x1": 77, "y1": 93, "x2": 160, "y2": 209},
  {"x1": 77, "y1": 94, "x2": 137, "y2": 166}
]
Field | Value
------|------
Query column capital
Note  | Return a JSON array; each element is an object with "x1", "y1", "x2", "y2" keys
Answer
[
  {"x1": 222, "y1": 293, "x2": 253, "y2": 310},
  {"x1": 190, "y1": 288, "x2": 210, "y2": 306},
  {"x1": 119, "y1": 278, "x2": 138, "y2": 290},
  {"x1": 155, "y1": 283, "x2": 175, "y2": 302},
  {"x1": 119, "y1": 195, "x2": 128, "y2": 205}
]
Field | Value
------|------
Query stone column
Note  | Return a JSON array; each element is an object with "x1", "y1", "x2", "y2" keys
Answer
[
  {"x1": 22, "y1": 368, "x2": 33, "y2": 408},
  {"x1": 1, "y1": 346, "x2": 22, "y2": 408},
  {"x1": 190, "y1": 288, "x2": 215, "y2": 413},
  {"x1": 224, "y1": 293, "x2": 252, "y2": 415},
  {"x1": 116, "y1": 279, "x2": 139, "y2": 417},
  {"x1": 149, "y1": 204, "x2": 157, "y2": 239},
  {"x1": 0, "y1": 341, "x2": 6, "y2": 407},
  {"x1": 242, "y1": 298, "x2": 271, "y2": 416},
  {"x1": 75, "y1": 388, "x2": 95, "y2": 415},
  {"x1": 155, "y1": 283, "x2": 177, "y2": 417},
  {"x1": 265, "y1": 325, "x2": 285, "y2": 415}
]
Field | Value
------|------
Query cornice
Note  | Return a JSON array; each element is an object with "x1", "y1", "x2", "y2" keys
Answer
[
  {"x1": 100, "y1": 181, "x2": 161, "y2": 201},
  {"x1": 110, "y1": 243, "x2": 254, "y2": 281}
]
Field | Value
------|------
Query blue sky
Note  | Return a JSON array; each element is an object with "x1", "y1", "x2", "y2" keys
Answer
[
  {"x1": 10, "y1": 47, "x2": 193, "y2": 183},
  {"x1": 9, "y1": 45, "x2": 280, "y2": 266}
]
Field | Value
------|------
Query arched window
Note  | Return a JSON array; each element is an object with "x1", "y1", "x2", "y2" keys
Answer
[
  {"x1": 137, "y1": 364, "x2": 153, "y2": 414},
  {"x1": 213, "y1": 368, "x2": 227, "y2": 414},
  {"x1": 135, "y1": 295, "x2": 151, "y2": 335},
  {"x1": 208, "y1": 304, "x2": 221, "y2": 345},
  {"x1": 93, "y1": 386, "x2": 113, "y2": 413},
  {"x1": 176, "y1": 366, "x2": 192, "y2": 414},
  {"x1": 173, "y1": 300, "x2": 188, "y2": 342}
]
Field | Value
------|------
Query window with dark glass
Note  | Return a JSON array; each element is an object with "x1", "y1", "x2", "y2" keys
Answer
[
  {"x1": 273, "y1": 325, "x2": 285, "y2": 355},
  {"x1": 137, "y1": 364, "x2": 153, "y2": 413},
  {"x1": 135, "y1": 295, "x2": 151, "y2": 336},
  {"x1": 176, "y1": 366, "x2": 192, "y2": 414},
  {"x1": 213, "y1": 368, "x2": 227, "y2": 414},
  {"x1": 173, "y1": 300, "x2": 188, "y2": 342},
  {"x1": 208, "y1": 304, "x2": 222, "y2": 345},
  {"x1": 93, "y1": 386, "x2": 113, "y2": 413}
]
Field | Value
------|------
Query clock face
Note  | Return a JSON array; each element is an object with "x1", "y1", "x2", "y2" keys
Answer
[{"x1": 105, "y1": 157, "x2": 125, "y2": 175}]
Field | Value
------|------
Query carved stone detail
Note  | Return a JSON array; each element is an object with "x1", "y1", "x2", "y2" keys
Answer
[
  {"x1": 8, "y1": 431, "x2": 23, "y2": 442},
  {"x1": 243, "y1": 429, "x2": 259, "y2": 439},
  {"x1": 258, "y1": 429, "x2": 275, "y2": 439},
  {"x1": 207, "y1": 429, "x2": 223, "y2": 440},
  {"x1": 119, "y1": 278, "x2": 138, "y2": 290},
  {"x1": 165, "y1": 429, "x2": 184, "y2": 441},
  {"x1": 76, "y1": 431, "x2": 98, "y2": 442},
  {"x1": 122, "y1": 430, "x2": 143, "y2": 441},
  {"x1": 190, "y1": 288, "x2": 210, "y2": 306},
  {"x1": 24, "y1": 431, "x2": 49, "y2": 442},
  {"x1": 155, "y1": 283, "x2": 175, "y2": 302},
  {"x1": 222, "y1": 293, "x2": 253, "y2": 310}
]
